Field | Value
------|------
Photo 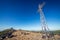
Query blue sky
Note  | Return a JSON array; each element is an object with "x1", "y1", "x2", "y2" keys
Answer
[{"x1": 0, "y1": 0, "x2": 60, "y2": 31}]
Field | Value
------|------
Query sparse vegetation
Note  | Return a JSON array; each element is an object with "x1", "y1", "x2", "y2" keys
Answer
[
  {"x1": 0, "y1": 28, "x2": 16, "y2": 40},
  {"x1": 0, "y1": 28, "x2": 60, "y2": 40},
  {"x1": 53, "y1": 30, "x2": 60, "y2": 35}
]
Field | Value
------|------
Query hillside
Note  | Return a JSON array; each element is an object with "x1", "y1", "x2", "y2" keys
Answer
[{"x1": 0, "y1": 29, "x2": 60, "y2": 40}]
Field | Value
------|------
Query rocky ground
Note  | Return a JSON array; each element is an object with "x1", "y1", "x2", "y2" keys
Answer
[{"x1": 1, "y1": 30, "x2": 60, "y2": 40}]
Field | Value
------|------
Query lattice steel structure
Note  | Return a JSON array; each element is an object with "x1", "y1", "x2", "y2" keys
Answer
[{"x1": 38, "y1": 2, "x2": 56, "y2": 40}]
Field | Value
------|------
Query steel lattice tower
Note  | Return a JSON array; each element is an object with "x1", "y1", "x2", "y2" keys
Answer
[{"x1": 38, "y1": 2, "x2": 56, "y2": 40}]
